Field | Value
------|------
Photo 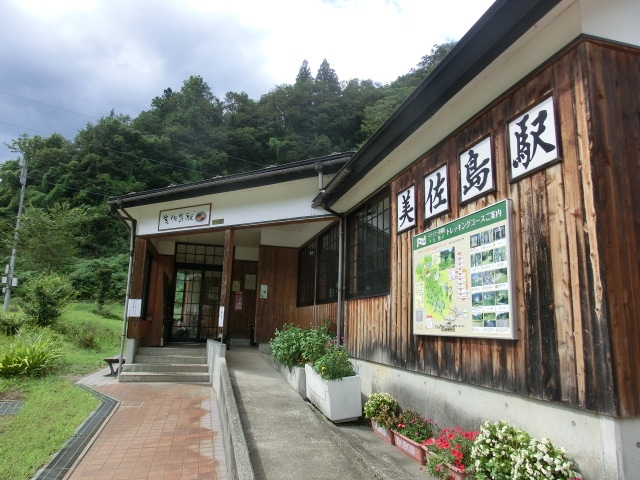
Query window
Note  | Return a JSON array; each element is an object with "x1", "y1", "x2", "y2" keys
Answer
[
  {"x1": 297, "y1": 242, "x2": 316, "y2": 307},
  {"x1": 347, "y1": 191, "x2": 391, "y2": 298},
  {"x1": 316, "y1": 223, "x2": 339, "y2": 304}
]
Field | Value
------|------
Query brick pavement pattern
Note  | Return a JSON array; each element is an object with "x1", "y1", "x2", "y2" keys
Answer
[{"x1": 69, "y1": 368, "x2": 226, "y2": 480}]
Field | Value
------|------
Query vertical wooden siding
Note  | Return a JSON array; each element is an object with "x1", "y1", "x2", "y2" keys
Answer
[
  {"x1": 585, "y1": 41, "x2": 640, "y2": 416},
  {"x1": 254, "y1": 246, "x2": 298, "y2": 343},
  {"x1": 347, "y1": 39, "x2": 639, "y2": 416}
]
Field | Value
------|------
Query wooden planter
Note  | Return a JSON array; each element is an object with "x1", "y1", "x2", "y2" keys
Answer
[
  {"x1": 371, "y1": 420, "x2": 395, "y2": 444},
  {"x1": 304, "y1": 364, "x2": 361, "y2": 423},
  {"x1": 392, "y1": 431, "x2": 426, "y2": 464}
]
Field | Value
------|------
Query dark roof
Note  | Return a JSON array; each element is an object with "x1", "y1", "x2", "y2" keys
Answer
[
  {"x1": 316, "y1": 0, "x2": 563, "y2": 209},
  {"x1": 108, "y1": 152, "x2": 353, "y2": 209}
]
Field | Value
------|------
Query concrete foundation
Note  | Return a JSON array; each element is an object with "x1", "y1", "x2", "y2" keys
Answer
[{"x1": 353, "y1": 358, "x2": 640, "y2": 480}]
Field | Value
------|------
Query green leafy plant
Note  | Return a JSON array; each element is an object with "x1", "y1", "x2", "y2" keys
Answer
[
  {"x1": 0, "y1": 312, "x2": 27, "y2": 336},
  {"x1": 312, "y1": 339, "x2": 356, "y2": 380},
  {"x1": 470, "y1": 420, "x2": 583, "y2": 480},
  {"x1": 423, "y1": 426, "x2": 479, "y2": 478},
  {"x1": 393, "y1": 409, "x2": 436, "y2": 443},
  {"x1": 470, "y1": 420, "x2": 531, "y2": 480},
  {"x1": 269, "y1": 323, "x2": 332, "y2": 369},
  {"x1": 0, "y1": 328, "x2": 61, "y2": 377},
  {"x1": 363, "y1": 392, "x2": 398, "y2": 429},
  {"x1": 18, "y1": 273, "x2": 76, "y2": 327},
  {"x1": 300, "y1": 321, "x2": 333, "y2": 365},
  {"x1": 512, "y1": 437, "x2": 583, "y2": 479}
]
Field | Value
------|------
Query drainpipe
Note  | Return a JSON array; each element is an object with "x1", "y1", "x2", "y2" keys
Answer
[
  {"x1": 318, "y1": 204, "x2": 345, "y2": 345},
  {"x1": 110, "y1": 202, "x2": 137, "y2": 377},
  {"x1": 315, "y1": 162, "x2": 324, "y2": 191}
]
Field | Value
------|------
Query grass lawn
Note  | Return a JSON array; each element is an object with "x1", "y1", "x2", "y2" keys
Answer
[{"x1": 0, "y1": 302, "x2": 124, "y2": 480}]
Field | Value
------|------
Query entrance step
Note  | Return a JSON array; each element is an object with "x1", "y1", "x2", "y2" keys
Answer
[{"x1": 119, "y1": 344, "x2": 209, "y2": 384}]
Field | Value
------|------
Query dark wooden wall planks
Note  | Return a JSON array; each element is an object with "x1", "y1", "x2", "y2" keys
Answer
[{"x1": 343, "y1": 39, "x2": 640, "y2": 417}]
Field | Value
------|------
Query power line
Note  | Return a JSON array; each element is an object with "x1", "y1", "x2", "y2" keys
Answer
[{"x1": 0, "y1": 89, "x2": 97, "y2": 119}]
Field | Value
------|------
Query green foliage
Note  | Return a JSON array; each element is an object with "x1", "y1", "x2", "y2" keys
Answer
[
  {"x1": 13, "y1": 202, "x2": 88, "y2": 274},
  {"x1": 363, "y1": 392, "x2": 398, "y2": 429},
  {"x1": 68, "y1": 254, "x2": 128, "y2": 302},
  {"x1": 0, "y1": 328, "x2": 61, "y2": 377},
  {"x1": 0, "y1": 311, "x2": 27, "y2": 336},
  {"x1": 300, "y1": 321, "x2": 333, "y2": 365},
  {"x1": 18, "y1": 273, "x2": 76, "y2": 327},
  {"x1": 54, "y1": 319, "x2": 118, "y2": 351},
  {"x1": 312, "y1": 340, "x2": 356, "y2": 380},
  {"x1": 269, "y1": 323, "x2": 332, "y2": 369},
  {"x1": 392, "y1": 409, "x2": 437, "y2": 443}
]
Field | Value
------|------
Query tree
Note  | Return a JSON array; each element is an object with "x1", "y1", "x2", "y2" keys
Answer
[
  {"x1": 14, "y1": 202, "x2": 88, "y2": 274},
  {"x1": 295, "y1": 60, "x2": 313, "y2": 84},
  {"x1": 18, "y1": 273, "x2": 75, "y2": 327}
]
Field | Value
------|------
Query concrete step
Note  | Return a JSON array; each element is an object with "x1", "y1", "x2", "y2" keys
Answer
[
  {"x1": 137, "y1": 346, "x2": 206, "y2": 356},
  {"x1": 134, "y1": 354, "x2": 207, "y2": 365},
  {"x1": 119, "y1": 344, "x2": 209, "y2": 383},
  {"x1": 122, "y1": 363, "x2": 208, "y2": 374},
  {"x1": 118, "y1": 371, "x2": 210, "y2": 383}
]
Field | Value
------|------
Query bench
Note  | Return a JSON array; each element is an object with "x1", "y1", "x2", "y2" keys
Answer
[{"x1": 104, "y1": 355, "x2": 125, "y2": 375}]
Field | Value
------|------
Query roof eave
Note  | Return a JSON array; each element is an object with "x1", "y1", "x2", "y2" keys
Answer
[
  {"x1": 107, "y1": 152, "x2": 354, "y2": 209},
  {"x1": 320, "y1": 0, "x2": 563, "y2": 209}
]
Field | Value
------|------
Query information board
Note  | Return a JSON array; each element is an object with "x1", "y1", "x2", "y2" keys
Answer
[{"x1": 412, "y1": 200, "x2": 517, "y2": 339}]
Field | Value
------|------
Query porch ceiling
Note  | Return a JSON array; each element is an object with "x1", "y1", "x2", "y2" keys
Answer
[{"x1": 148, "y1": 218, "x2": 334, "y2": 251}]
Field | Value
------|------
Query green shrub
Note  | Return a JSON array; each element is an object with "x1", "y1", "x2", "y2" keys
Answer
[
  {"x1": 300, "y1": 321, "x2": 332, "y2": 364},
  {"x1": 0, "y1": 328, "x2": 61, "y2": 377},
  {"x1": 54, "y1": 320, "x2": 118, "y2": 351},
  {"x1": 18, "y1": 273, "x2": 76, "y2": 327},
  {"x1": 269, "y1": 323, "x2": 332, "y2": 369},
  {"x1": 90, "y1": 308, "x2": 120, "y2": 320},
  {"x1": 269, "y1": 324, "x2": 306, "y2": 369},
  {"x1": 0, "y1": 312, "x2": 27, "y2": 336},
  {"x1": 312, "y1": 339, "x2": 356, "y2": 380}
]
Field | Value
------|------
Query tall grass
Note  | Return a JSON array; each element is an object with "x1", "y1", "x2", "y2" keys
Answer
[{"x1": 0, "y1": 302, "x2": 124, "y2": 480}]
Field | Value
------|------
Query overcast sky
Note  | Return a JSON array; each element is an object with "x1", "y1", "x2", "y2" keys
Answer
[{"x1": 0, "y1": 0, "x2": 495, "y2": 164}]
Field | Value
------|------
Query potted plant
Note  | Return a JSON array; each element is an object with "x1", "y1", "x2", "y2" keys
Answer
[
  {"x1": 392, "y1": 410, "x2": 436, "y2": 463},
  {"x1": 305, "y1": 338, "x2": 361, "y2": 423},
  {"x1": 269, "y1": 323, "x2": 331, "y2": 397},
  {"x1": 422, "y1": 426, "x2": 479, "y2": 479},
  {"x1": 470, "y1": 420, "x2": 531, "y2": 480},
  {"x1": 512, "y1": 437, "x2": 583, "y2": 479},
  {"x1": 363, "y1": 392, "x2": 398, "y2": 444},
  {"x1": 470, "y1": 420, "x2": 583, "y2": 479}
]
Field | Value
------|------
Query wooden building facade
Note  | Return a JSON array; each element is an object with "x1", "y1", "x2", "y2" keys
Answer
[{"x1": 109, "y1": 0, "x2": 639, "y2": 477}]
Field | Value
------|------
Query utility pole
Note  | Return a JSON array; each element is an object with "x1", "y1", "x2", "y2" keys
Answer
[{"x1": 3, "y1": 156, "x2": 27, "y2": 310}]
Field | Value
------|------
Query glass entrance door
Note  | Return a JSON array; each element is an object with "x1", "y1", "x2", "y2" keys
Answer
[{"x1": 171, "y1": 268, "x2": 222, "y2": 341}]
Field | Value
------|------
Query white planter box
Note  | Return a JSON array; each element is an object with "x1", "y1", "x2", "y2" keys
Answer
[
  {"x1": 277, "y1": 363, "x2": 307, "y2": 399},
  {"x1": 305, "y1": 364, "x2": 362, "y2": 423}
]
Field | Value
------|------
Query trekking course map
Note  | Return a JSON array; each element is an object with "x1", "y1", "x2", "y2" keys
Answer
[{"x1": 412, "y1": 200, "x2": 517, "y2": 339}]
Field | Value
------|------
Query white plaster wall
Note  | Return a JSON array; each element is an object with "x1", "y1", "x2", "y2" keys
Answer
[
  {"x1": 128, "y1": 175, "x2": 334, "y2": 237},
  {"x1": 353, "y1": 358, "x2": 639, "y2": 480}
]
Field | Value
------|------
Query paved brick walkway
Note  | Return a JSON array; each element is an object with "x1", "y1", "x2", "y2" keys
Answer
[{"x1": 68, "y1": 368, "x2": 226, "y2": 480}]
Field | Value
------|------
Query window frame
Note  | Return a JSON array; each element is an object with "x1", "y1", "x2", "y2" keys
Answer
[
  {"x1": 346, "y1": 190, "x2": 391, "y2": 299},
  {"x1": 296, "y1": 241, "x2": 316, "y2": 307},
  {"x1": 316, "y1": 223, "x2": 340, "y2": 304}
]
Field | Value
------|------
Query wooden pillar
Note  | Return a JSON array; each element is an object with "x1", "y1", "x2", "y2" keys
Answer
[{"x1": 220, "y1": 229, "x2": 234, "y2": 346}]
